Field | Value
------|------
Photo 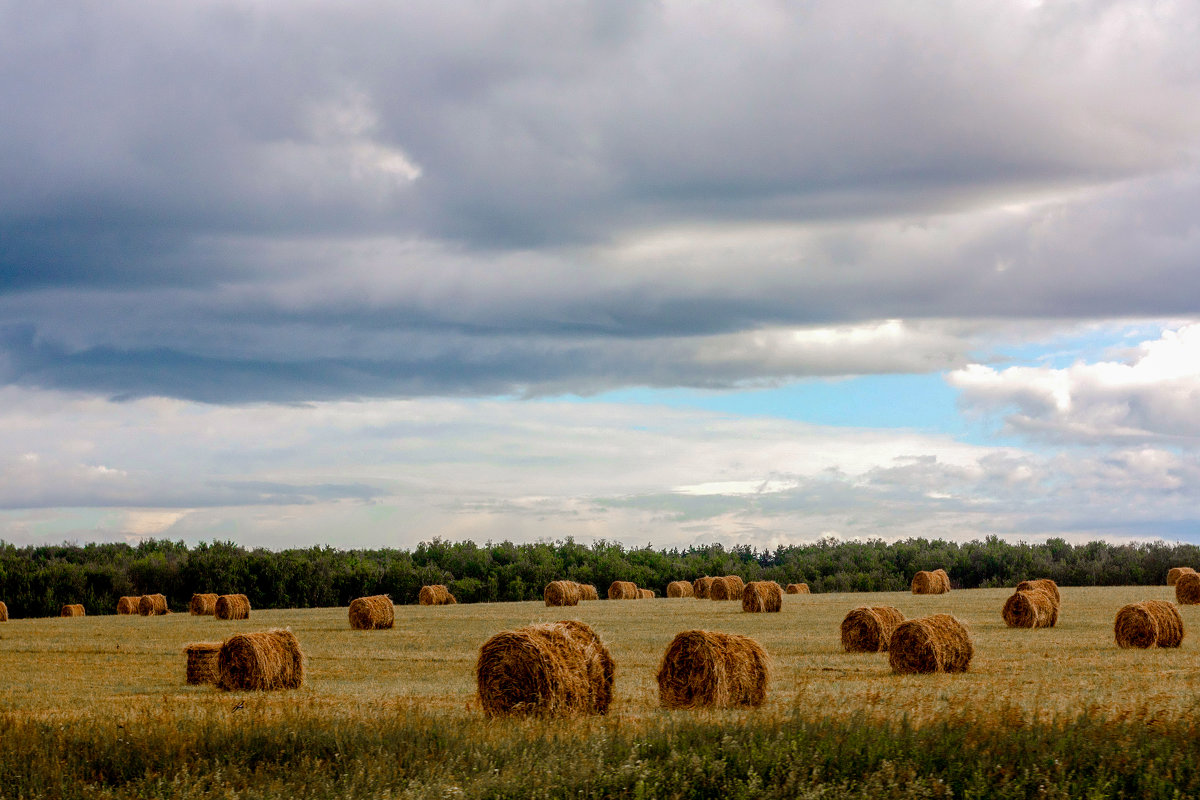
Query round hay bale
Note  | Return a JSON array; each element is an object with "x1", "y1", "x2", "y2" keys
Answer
[
  {"x1": 741, "y1": 581, "x2": 782, "y2": 613},
  {"x1": 138, "y1": 594, "x2": 168, "y2": 616},
  {"x1": 184, "y1": 641, "x2": 222, "y2": 685},
  {"x1": 216, "y1": 628, "x2": 304, "y2": 691},
  {"x1": 888, "y1": 614, "x2": 973, "y2": 674},
  {"x1": 1115, "y1": 600, "x2": 1184, "y2": 648},
  {"x1": 0, "y1": 601, "x2": 7, "y2": 622},
  {"x1": 911, "y1": 571, "x2": 948, "y2": 594},
  {"x1": 348, "y1": 595, "x2": 395, "y2": 629},
  {"x1": 933, "y1": 569, "x2": 951, "y2": 592},
  {"x1": 725, "y1": 576, "x2": 745, "y2": 598},
  {"x1": 189, "y1": 593, "x2": 218, "y2": 616},
  {"x1": 418, "y1": 585, "x2": 457, "y2": 605},
  {"x1": 785, "y1": 583, "x2": 810, "y2": 594},
  {"x1": 692, "y1": 576, "x2": 714, "y2": 599},
  {"x1": 1167, "y1": 567, "x2": 1196, "y2": 586},
  {"x1": 710, "y1": 576, "x2": 744, "y2": 601},
  {"x1": 656, "y1": 630, "x2": 769, "y2": 709},
  {"x1": 1002, "y1": 588, "x2": 1058, "y2": 628},
  {"x1": 576, "y1": 583, "x2": 600, "y2": 601},
  {"x1": 638, "y1": 588, "x2": 655, "y2": 599},
  {"x1": 841, "y1": 606, "x2": 905, "y2": 652},
  {"x1": 667, "y1": 581, "x2": 694, "y2": 598},
  {"x1": 214, "y1": 594, "x2": 251, "y2": 620},
  {"x1": 1177, "y1": 573, "x2": 1200, "y2": 605},
  {"x1": 544, "y1": 580, "x2": 581, "y2": 607},
  {"x1": 60, "y1": 604, "x2": 85, "y2": 617},
  {"x1": 116, "y1": 596, "x2": 141, "y2": 615},
  {"x1": 476, "y1": 620, "x2": 615, "y2": 717},
  {"x1": 607, "y1": 581, "x2": 638, "y2": 600},
  {"x1": 1015, "y1": 579, "x2": 1060, "y2": 606}
]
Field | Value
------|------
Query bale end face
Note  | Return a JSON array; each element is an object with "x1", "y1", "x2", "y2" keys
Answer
[
  {"x1": 656, "y1": 630, "x2": 769, "y2": 709},
  {"x1": 184, "y1": 642, "x2": 222, "y2": 685},
  {"x1": 692, "y1": 577, "x2": 714, "y2": 599}
]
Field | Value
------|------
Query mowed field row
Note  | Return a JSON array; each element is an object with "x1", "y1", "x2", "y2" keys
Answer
[{"x1": 2, "y1": 585, "x2": 1198, "y2": 724}]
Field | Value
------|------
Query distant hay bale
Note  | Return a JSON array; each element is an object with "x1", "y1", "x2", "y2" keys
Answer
[
  {"x1": 116, "y1": 596, "x2": 141, "y2": 615},
  {"x1": 214, "y1": 594, "x2": 251, "y2": 620},
  {"x1": 709, "y1": 576, "x2": 745, "y2": 601},
  {"x1": 418, "y1": 585, "x2": 457, "y2": 605},
  {"x1": 1115, "y1": 600, "x2": 1184, "y2": 648},
  {"x1": 888, "y1": 614, "x2": 973, "y2": 674},
  {"x1": 911, "y1": 570, "x2": 949, "y2": 595},
  {"x1": 607, "y1": 581, "x2": 639, "y2": 600},
  {"x1": 138, "y1": 594, "x2": 168, "y2": 616},
  {"x1": 1002, "y1": 588, "x2": 1058, "y2": 629},
  {"x1": 0, "y1": 601, "x2": 7, "y2": 622},
  {"x1": 1177, "y1": 573, "x2": 1200, "y2": 605},
  {"x1": 184, "y1": 641, "x2": 222, "y2": 685},
  {"x1": 667, "y1": 581, "x2": 695, "y2": 598},
  {"x1": 725, "y1": 575, "x2": 745, "y2": 597},
  {"x1": 785, "y1": 583, "x2": 810, "y2": 594},
  {"x1": 692, "y1": 576, "x2": 714, "y2": 599},
  {"x1": 933, "y1": 569, "x2": 951, "y2": 592},
  {"x1": 60, "y1": 604, "x2": 85, "y2": 617},
  {"x1": 189, "y1": 593, "x2": 218, "y2": 616},
  {"x1": 841, "y1": 606, "x2": 905, "y2": 653},
  {"x1": 656, "y1": 630, "x2": 769, "y2": 709},
  {"x1": 639, "y1": 588, "x2": 655, "y2": 599},
  {"x1": 576, "y1": 583, "x2": 600, "y2": 601},
  {"x1": 348, "y1": 595, "x2": 395, "y2": 629},
  {"x1": 216, "y1": 628, "x2": 304, "y2": 691},
  {"x1": 476, "y1": 620, "x2": 615, "y2": 717},
  {"x1": 741, "y1": 581, "x2": 783, "y2": 613},
  {"x1": 544, "y1": 580, "x2": 581, "y2": 607},
  {"x1": 1167, "y1": 567, "x2": 1196, "y2": 586},
  {"x1": 1015, "y1": 579, "x2": 1060, "y2": 606}
]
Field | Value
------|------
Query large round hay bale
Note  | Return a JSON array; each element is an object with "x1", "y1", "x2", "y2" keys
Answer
[
  {"x1": 888, "y1": 614, "x2": 973, "y2": 674},
  {"x1": 841, "y1": 606, "x2": 905, "y2": 652},
  {"x1": 1176, "y1": 573, "x2": 1200, "y2": 605},
  {"x1": 1002, "y1": 589, "x2": 1058, "y2": 628},
  {"x1": 138, "y1": 594, "x2": 168, "y2": 616},
  {"x1": 60, "y1": 604, "x2": 85, "y2": 617},
  {"x1": 214, "y1": 594, "x2": 251, "y2": 620},
  {"x1": 544, "y1": 580, "x2": 581, "y2": 607},
  {"x1": 741, "y1": 581, "x2": 782, "y2": 613},
  {"x1": 667, "y1": 581, "x2": 694, "y2": 598},
  {"x1": 116, "y1": 596, "x2": 141, "y2": 615},
  {"x1": 911, "y1": 571, "x2": 948, "y2": 594},
  {"x1": 785, "y1": 583, "x2": 810, "y2": 594},
  {"x1": 0, "y1": 601, "x2": 7, "y2": 622},
  {"x1": 189, "y1": 593, "x2": 218, "y2": 616},
  {"x1": 1167, "y1": 567, "x2": 1196, "y2": 586},
  {"x1": 476, "y1": 620, "x2": 615, "y2": 717},
  {"x1": 348, "y1": 595, "x2": 395, "y2": 629},
  {"x1": 710, "y1": 576, "x2": 744, "y2": 601},
  {"x1": 216, "y1": 629, "x2": 305, "y2": 691},
  {"x1": 184, "y1": 641, "x2": 222, "y2": 685},
  {"x1": 607, "y1": 581, "x2": 638, "y2": 600},
  {"x1": 1115, "y1": 600, "x2": 1184, "y2": 648},
  {"x1": 576, "y1": 583, "x2": 600, "y2": 601},
  {"x1": 656, "y1": 630, "x2": 769, "y2": 709},
  {"x1": 933, "y1": 569, "x2": 951, "y2": 592},
  {"x1": 418, "y1": 585, "x2": 457, "y2": 605},
  {"x1": 692, "y1": 576, "x2": 714, "y2": 599},
  {"x1": 725, "y1": 575, "x2": 745, "y2": 597},
  {"x1": 1014, "y1": 579, "x2": 1060, "y2": 606}
]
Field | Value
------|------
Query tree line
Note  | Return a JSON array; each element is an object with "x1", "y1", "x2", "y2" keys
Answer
[{"x1": 0, "y1": 535, "x2": 1196, "y2": 618}]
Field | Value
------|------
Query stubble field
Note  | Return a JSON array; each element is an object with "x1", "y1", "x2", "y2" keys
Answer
[{"x1": 2, "y1": 585, "x2": 1199, "y2": 798}]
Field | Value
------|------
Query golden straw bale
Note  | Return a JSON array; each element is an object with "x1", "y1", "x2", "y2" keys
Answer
[
  {"x1": 1176, "y1": 573, "x2": 1200, "y2": 605},
  {"x1": 476, "y1": 620, "x2": 615, "y2": 717},
  {"x1": 607, "y1": 581, "x2": 639, "y2": 600},
  {"x1": 933, "y1": 569, "x2": 951, "y2": 592},
  {"x1": 60, "y1": 604, "x2": 85, "y2": 617},
  {"x1": 1167, "y1": 567, "x2": 1196, "y2": 586},
  {"x1": 888, "y1": 614, "x2": 973, "y2": 674},
  {"x1": 656, "y1": 630, "x2": 769, "y2": 709},
  {"x1": 0, "y1": 601, "x2": 7, "y2": 622},
  {"x1": 1014, "y1": 579, "x2": 1060, "y2": 606},
  {"x1": 184, "y1": 641, "x2": 222, "y2": 685},
  {"x1": 116, "y1": 596, "x2": 141, "y2": 615},
  {"x1": 1002, "y1": 589, "x2": 1058, "y2": 629},
  {"x1": 138, "y1": 594, "x2": 168, "y2": 616},
  {"x1": 710, "y1": 576, "x2": 746, "y2": 601},
  {"x1": 348, "y1": 595, "x2": 395, "y2": 629},
  {"x1": 1115, "y1": 600, "x2": 1184, "y2": 648},
  {"x1": 692, "y1": 576, "x2": 714, "y2": 599},
  {"x1": 576, "y1": 583, "x2": 600, "y2": 601},
  {"x1": 725, "y1": 576, "x2": 745, "y2": 597},
  {"x1": 544, "y1": 580, "x2": 581, "y2": 607},
  {"x1": 214, "y1": 594, "x2": 251, "y2": 620},
  {"x1": 741, "y1": 581, "x2": 783, "y2": 613},
  {"x1": 785, "y1": 583, "x2": 810, "y2": 594},
  {"x1": 667, "y1": 581, "x2": 695, "y2": 598},
  {"x1": 418, "y1": 585, "x2": 457, "y2": 605},
  {"x1": 189, "y1": 593, "x2": 218, "y2": 615},
  {"x1": 638, "y1": 588, "x2": 655, "y2": 599},
  {"x1": 841, "y1": 606, "x2": 906, "y2": 652},
  {"x1": 216, "y1": 628, "x2": 304, "y2": 691},
  {"x1": 911, "y1": 570, "x2": 948, "y2": 594}
]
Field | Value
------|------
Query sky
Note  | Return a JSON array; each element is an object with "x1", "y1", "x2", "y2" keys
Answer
[{"x1": 2, "y1": 0, "x2": 1200, "y2": 551}]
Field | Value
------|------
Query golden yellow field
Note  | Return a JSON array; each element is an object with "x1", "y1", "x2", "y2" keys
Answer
[{"x1": 3, "y1": 585, "x2": 1198, "y2": 727}]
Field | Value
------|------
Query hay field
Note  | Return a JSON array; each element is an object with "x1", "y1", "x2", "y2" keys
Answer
[{"x1": 2, "y1": 585, "x2": 1199, "y2": 725}]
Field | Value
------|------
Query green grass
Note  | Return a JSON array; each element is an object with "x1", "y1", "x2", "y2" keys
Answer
[{"x1": 2, "y1": 587, "x2": 1200, "y2": 797}]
